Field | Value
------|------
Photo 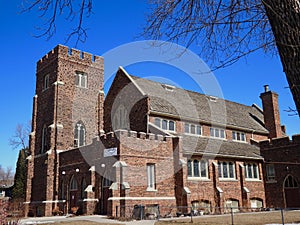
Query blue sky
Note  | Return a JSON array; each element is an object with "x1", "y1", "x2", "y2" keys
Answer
[{"x1": 0, "y1": 1, "x2": 299, "y2": 170}]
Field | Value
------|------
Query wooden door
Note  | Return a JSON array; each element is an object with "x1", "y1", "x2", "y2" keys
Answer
[{"x1": 70, "y1": 190, "x2": 78, "y2": 209}]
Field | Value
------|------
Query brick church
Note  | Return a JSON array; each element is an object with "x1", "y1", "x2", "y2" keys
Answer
[{"x1": 24, "y1": 45, "x2": 300, "y2": 217}]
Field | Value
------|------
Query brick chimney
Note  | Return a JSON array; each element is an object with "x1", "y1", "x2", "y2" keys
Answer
[{"x1": 260, "y1": 85, "x2": 282, "y2": 139}]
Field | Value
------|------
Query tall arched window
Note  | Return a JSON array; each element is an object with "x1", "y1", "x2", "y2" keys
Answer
[
  {"x1": 284, "y1": 175, "x2": 298, "y2": 188},
  {"x1": 41, "y1": 125, "x2": 47, "y2": 153},
  {"x1": 74, "y1": 121, "x2": 85, "y2": 147},
  {"x1": 70, "y1": 176, "x2": 78, "y2": 191},
  {"x1": 113, "y1": 104, "x2": 129, "y2": 130}
]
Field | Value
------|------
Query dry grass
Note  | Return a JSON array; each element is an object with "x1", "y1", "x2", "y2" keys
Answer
[
  {"x1": 53, "y1": 222, "x2": 107, "y2": 225},
  {"x1": 156, "y1": 210, "x2": 300, "y2": 225},
  {"x1": 39, "y1": 221, "x2": 121, "y2": 225}
]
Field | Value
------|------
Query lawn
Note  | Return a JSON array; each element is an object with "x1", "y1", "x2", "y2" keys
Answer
[{"x1": 156, "y1": 210, "x2": 300, "y2": 225}]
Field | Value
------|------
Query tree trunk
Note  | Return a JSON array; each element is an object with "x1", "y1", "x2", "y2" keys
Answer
[{"x1": 263, "y1": 0, "x2": 300, "y2": 115}]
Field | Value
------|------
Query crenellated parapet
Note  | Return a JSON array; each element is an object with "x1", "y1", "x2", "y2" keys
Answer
[
  {"x1": 100, "y1": 129, "x2": 172, "y2": 143},
  {"x1": 37, "y1": 44, "x2": 103, "y2": 70},
  {"x1": 260, "y1": 134, "x2": 300, "y2": 149}
]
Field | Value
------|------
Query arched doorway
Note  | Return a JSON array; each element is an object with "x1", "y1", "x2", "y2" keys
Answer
[{"x1": 284, "y1": 175, "x2": 300, "y2": 208}]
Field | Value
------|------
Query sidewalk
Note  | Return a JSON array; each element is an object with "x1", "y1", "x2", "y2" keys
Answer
[{"x1": 19, "y1": 215, "x2": 156, "y2": 225}]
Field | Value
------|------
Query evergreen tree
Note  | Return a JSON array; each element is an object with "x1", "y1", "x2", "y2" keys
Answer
[{"x1": 12, "y1": 148, "x2": 28, "y2": 200}]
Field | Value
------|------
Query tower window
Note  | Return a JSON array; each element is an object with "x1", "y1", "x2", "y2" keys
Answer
[
  {"x1": 43, "y1": 74, "x2": 50, "y2": 90},
  {"x1": 74, "y1": 121, "x2": 86, "y2": 147},
  {"x1": 75, "y1": 72, "x2": 87, "y2": 88},
  {"x1": 41, "y1": 125, "x2": 48, "y2": 153}
]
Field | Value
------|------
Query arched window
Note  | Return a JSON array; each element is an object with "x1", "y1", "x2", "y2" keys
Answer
[
  {"x1": 284, "y1": 175, "x2": 298, "y2": 188},
  {"x1": 113, "y1": 104, "x2": 129, "y2": 130},
  {"x1": 187, "y1": 159, "x2": 208, "y2": 178},
  {"x1": 41, "y1": 125, "x2": 47, "y2": 153},
  {"x1": 74, "y1": 121, "x2": 85, "y2": 147},
  {"x1": 70, "y1": 176, "x2": 78, "y2": 191},
  {"x1": 250, "y1": 198, "x2": 263, "y2": 209}
]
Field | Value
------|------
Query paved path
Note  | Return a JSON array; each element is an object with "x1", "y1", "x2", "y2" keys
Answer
[{"x1": 19, "y1": 215, "x2": 156, "y2": 225}]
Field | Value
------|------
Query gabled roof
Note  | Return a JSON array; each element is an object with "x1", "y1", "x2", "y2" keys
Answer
[{"x1": 128, "y1": 74, "x2": 268, "y2": 134}]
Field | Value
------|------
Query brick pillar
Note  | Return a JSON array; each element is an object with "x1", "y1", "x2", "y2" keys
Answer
[{"x1": 212, "y1": 161, "x2": 223, "y2": 214}]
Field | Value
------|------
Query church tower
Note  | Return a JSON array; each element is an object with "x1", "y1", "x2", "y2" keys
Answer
[{"x1": 25, "y1": 45, "x2": 104, "y2": 216}]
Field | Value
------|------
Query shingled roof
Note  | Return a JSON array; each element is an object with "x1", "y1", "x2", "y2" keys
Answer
[
  {"x1": 182, "y1": 135, "x2": 263, "y2": 160},
  {"x1": 129, "y1": 74, "x2": 268, "y2": 134}
]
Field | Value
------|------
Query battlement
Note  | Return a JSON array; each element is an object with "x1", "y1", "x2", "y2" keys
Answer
[
  {"x1": 37, "y1": 44, "x2": 103, "y2": 67},
  {"x1": 100, "y1": 129, "x2": 173, "y2": 142},
  {"x1": 260, "y1": 134, "x2": 300, "y2": 149}
]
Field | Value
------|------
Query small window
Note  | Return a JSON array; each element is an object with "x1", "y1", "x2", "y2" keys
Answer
[
  {"x1": 103, "y1": 178, "x2": 112, "y2": 187},
  {"x1": 43, "y1": 74, "x2": 50, "y2": 90},
  {"x1": 232, "y1": 131, "x2": 246, "y2": 142},
  {"x1": 245, "y1": 163, "x2": 259, "y2": 180},
  {"x1": 162, "y1": 120, "x2": 168, "y2": 130},
  {"x1": 184, "y1": 122, "x2": 202, "y2": 136},
  {"x1": 210, "y1": 127, "x2": 226, "y2": 139},
  {"x1": 155, "y1": 118, "x2": 161, "y2": 127},
  {"x1": 266, "y1": 164, "x2": 275, "y2": 181},
  {"x1": 154, "y1": 117, "x2": 176, "y2": 132},
  {"x1": 169, "y1": 121, "x2": 175, "y2": 131},
  {"x1": 74, "y1": 121, "x2": 86, "y2": 147},
  {"x1": 75, "y1": 72, "x2": 87, "y2": 88},
  {"x1": 250, "y1": 198, "x2": 263, "y2": 209},
  {"x1": 225, "y1": 199, "x2": 239, "y2": 213},
  {"x1": 147, "y1": 164, "x2": 156, "y2": 191},
  {"x1": 218, "y1": 161, "x2": 235, "y2": 179}
]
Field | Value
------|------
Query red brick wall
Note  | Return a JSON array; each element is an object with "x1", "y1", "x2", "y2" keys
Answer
[
  {"x1": 26, "y1": 45, "x2": 104, "y2": 217},
  {"x1": 0, "y1": 198, "x2": 9, "y2": 224},
  {"x1": 261, "y1": 135, "x2": 300, "y2": 208},
  {"x1": 104, "y1": 68, "x2": 148, "y2": 133}
]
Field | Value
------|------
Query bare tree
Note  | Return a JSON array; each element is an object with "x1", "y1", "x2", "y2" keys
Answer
[
  {"x1": 145, "y1": 0, "x2": 275, "y2": 69},
  {"x1": 20, "y1": 0, "x2": 93, "y2": 46},
  {"x1": 0, "y1": 166, "x2": 14, "y2": 186},
  {"x1": 9, "y1": 121, "x2": 31, "y2": 150},
  {"x1": 144, "y1": 0, "x2": 300, "y2": 115},
  {"x1": 20, "y1": 0, "x2": 300, "y2": 114}
]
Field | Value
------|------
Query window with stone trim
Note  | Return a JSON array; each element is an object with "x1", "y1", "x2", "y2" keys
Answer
[
  {"x1": 232, "y1": 131, "x2": 246, "y2": 142},
  {"x1": 147, "y1": 163, "x2": 156, "y2": 191},
  {"x1": 187, "y1": 159, "x2": 208, "y2": 178},
  {"x1": 75, "y1": 71, "x2": 87, "y2": 88},
  {"x1": 74, "y1": 121, "x2": 86, "y2": 147},
  {"x1": 266, "y1": 164, "x2": 276, "y2": 181},
  {"x1": 210, "y1": 127, "x2": 226, "y2": 139},
  {"x1": 245, "y1": 163, "x2": 259, "y2": 180},
  {"x1": 185, "y1": 122, "x2": 202, "y2": 136},
  {"x1": 154, "y1": 117, "x2": 175, "y2": 132},
  {"x1": 218, "y1": 161, "x2": 235, "y2": 179}
]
